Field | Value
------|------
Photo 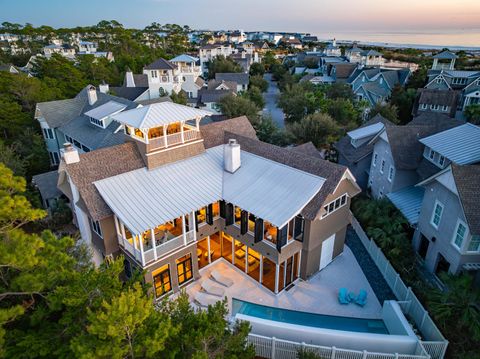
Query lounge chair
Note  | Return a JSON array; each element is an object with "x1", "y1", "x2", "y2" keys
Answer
[
  {"x1": 355, "y1": 289, "x2": 368, "y2": 307},
  {"x1": 194, "y1": 292, "x2": 220, "y2": 308},
  {"x1": 210, "y1": 270, "x2": 234, "y2": 287},
  {"x1": 338, "y1": 287, "x2": 350, "y2": 305},
  {"x1": 201, "y1": 278, "x2": 225, "y2": 297}
]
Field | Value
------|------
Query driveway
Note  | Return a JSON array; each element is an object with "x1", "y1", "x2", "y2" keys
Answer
[{"x1": 262, "y1": 73, "x2": 285, "y2": 128}]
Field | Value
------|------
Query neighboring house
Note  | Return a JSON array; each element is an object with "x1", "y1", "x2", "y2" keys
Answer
[
  {"x1": 345, "y1": 46, "x2": 363, "y2": 63},
  {"x1": 302, "y1": 36, "x2": 319, "y2": 44},
  {"x1": 169, "y1": 54, "x2": 204, "y2": 97},
  {"x1": 230, "y1": 51, "x2": 260, "y2": 73},
  {"x1": 345, "y1": 46, "x2": 384, "y2": 67},
  {"x1": 324, "y1": 39, "x2": 342, "y2": 57},
  {"x1": 143, "y1": 58, "x2": 180, "y2": 97},
  {"x1": 335, "y1": 115, "x2": 394, "y2": 190},
  {"x1": 196, "y1": 88, "x2": 235, "y2": 113},
  {"x1": 328, "y1": 63, "x2": 358, "y2": 83},
  {"x1": 412, "y1": 89, "x2": 459, "y2": 118},
  {"x1": 0, "y1": 63, "x2": 20, "y2": 74},
  {"x1": 282, "y1": 37, "x2": 303, "y2": 50},
  {"x1": 35, "y1": 85, "x2": 138, "y2": 165},
  {"x1": 109, "y1": 68, "x2": 150, "y2": 101},
  {"x1": 43, "y1": 44, "x2": 76, "y2": 59},
  {"x1": 228, "y1": 30, "x2": 246, "y2": 44},
  {"x1": 367, "y1": 117, "x2": 461, "y2": 200},
  {"x1": 57, "y1": 106, "x2": 361, "y2": 296},
  {"x1": 348, "y1": 67, "x2": 411, "y2": 107},
  {"x1": 198, "y1": 43, "x2": 235, "y2": 74},
  {"x1": 215, "y1": 73, "x2": 249, "y2": 92},
  {"x1": 300, "y1": 74, "x2": 335, "y2": 85},
  {"x1": 78, "y1": 40, "x2": 97, "y2": 53},
  {"x1": 413, "y1": 164, "x2": 480, "y2": 279},
  {"x1": 32, "y1": 170, "x2": 63, "y2": 214}
]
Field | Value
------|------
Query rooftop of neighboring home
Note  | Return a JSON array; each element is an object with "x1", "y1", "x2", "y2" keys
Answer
[
  {"x1": 215, "y1": 72, "x2": 249, "y2": 86},
  {"x1": 348, "y1": 67, "x2": 410, "y2": 89},
  {"x1": 198, "y1": 89, "x2": 235, "y2": 104},
  {"x1": 207, "y1": 80, "x2": 238, "y2": 92},
  {"x1": 432, "y1": 50, "x2": 458, "y2": 60},
  {"x1": 413, "y1": 88, "x2": 458, "y2": 117},
  {"x1": 32, "y1": 170, "x2": 62, "y2": 201},
  {"x1": 170, "y1": 54, "x2": 199, "y2": 63},
  {"x1": 35, "y1": 85, "x2": 138, "y2": 150},
  {"x1": 419, "y1": 123, "x2": 480, "y2": 165},
  {"x1": 143, "y1": 57, "x2": 176, "y2": 70},
  {"x1": 334, "y1": 114, "x2": 394, "y2": 164}
]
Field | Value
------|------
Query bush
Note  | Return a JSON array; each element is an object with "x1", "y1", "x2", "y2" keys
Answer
[
  {"x1": 288, "y1": 113, "x2": 341, "y2": 148},
  {"x1": 249, "y1": 75, "x2": 268, "y2": 92}
]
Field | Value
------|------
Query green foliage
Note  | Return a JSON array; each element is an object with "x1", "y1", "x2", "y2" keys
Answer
[
  {"x1": 261, "y1": 51, "x2": 279, "y2": 71},
  {"x1": 369, "y1": 102, "x2": 400, "y2": 124},
  {"x1": 160, "y1": 292, "x2": 255, "y2": 358},
  {"x1": 218, "y1": 94, "x2": 261, "y2": 125},
  {"x1": 326, "y1": 98, "x2": 361, "y2": 128},
  {"x1": 255, "y1": 116, "x2": 292, "y2": 146},
  {"x1": 249, "y1": 75, "x2": 268, "y2": 92},
  {"x1": 277, "y1": 83, "x2": 318, "y2": 122},
  {"x1": 249, "y1": 62, "x2": 265, "y2": 77},
  {"x1": 303, "y1": 57, "x2": 319, "y2": 69},
  {"x1": 207, "y1": 56, "x2": 243, "y2": 79},
  {"x1": 170, "y1": 90, "x2": 188, "y2": 105},
  {"x1": 325, "y1": 83, "x2": 354, "y2": 101},
  {"x1": 242, "y1": 86, "x2": 265, "y2": 108},
  {"x1": 390, "y1": 85, "x2": 417, "y2": 124},
  {"x1": 288, "y1": 113, "x2": 341, "y2": 148},
  {"x1": 465, "y1": 104, "x2": 480, "y2": 124},
  {"x1": 407, "y1": 67, "x2": 428, "y2": 89}
]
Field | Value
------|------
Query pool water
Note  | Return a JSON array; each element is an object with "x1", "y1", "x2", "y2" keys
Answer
[{"x1": 232, "y1": 299, "x2": 389, "y2": 335}]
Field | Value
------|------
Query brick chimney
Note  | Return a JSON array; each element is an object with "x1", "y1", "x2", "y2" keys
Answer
[
  {"x1": 62, "y1": 143, "x2": 80, "y2": 164},
  {"x1": 224, "y1": 139, "x2": 241, "y2": 173}
]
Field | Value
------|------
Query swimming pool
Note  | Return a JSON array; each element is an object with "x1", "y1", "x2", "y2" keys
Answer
[{"x1": 232, "y1": 298, "x2": 389, "y2": 334}]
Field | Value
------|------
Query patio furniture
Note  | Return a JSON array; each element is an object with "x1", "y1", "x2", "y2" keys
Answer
[
  {"x1": 355, "y1": 289, "x2": 368, "y2": 307},
  {"x1": 235, "y1": 248, "x2": 246, "y2": 259},
  {"x1": 210, "y1": 270, "x2": 234, "y2": 287},
  {"x1": 194, "y1": 292, "x2": 220, "y2": 308},
  {"x1": 338, "y1": 287, "x2": 350, "y2": 305},
  {"x1": 204, "y1": 250, "x2": 214, "y2": 259},
  {"x1": 348, "y1": 291, "x2": 356, "y2": 302},
  {"x1": 201, "y1": 278, "x2": 225, "y2": 297}
]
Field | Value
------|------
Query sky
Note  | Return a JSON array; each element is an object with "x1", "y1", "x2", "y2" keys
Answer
[{"x1": 2, "y1": 0, "x2": 480, "y2": 44}]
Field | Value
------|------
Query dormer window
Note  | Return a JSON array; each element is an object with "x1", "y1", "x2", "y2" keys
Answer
[
  {"x1": 420, "y1": 103, "x2": 428, "y2": 110},
  {"x1": 90, "y1": 116, "x2": 105, "y2": 128}
]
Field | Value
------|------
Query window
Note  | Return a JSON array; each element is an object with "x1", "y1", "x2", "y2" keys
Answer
[
  {"x1": 322, "y1": 194, "x2": 348, "y2": 218},
  {"x1": 151, "y1": 70, "x2": 158, "y2": 78},
  {"x1": 48, "y1": 151, "x2": 60, "y2": 165},
  {"x1": 420, "y1": 103, "x2": 428, "y2": 110},
  {"x1": 380, "y1": 160, "x2": 385, "y2": 174},
  {"x1": 373, "y1": 153, "x2": 378, "y2": 167},
  {"x1": 90, "y1": 218, "x2": 103, "y2": 237},
  {"x1": 439, "y1": 156, "x2": 445, "y2": 167},
  {"x1": 435, "y1": 77, "x2": 442, "y2": 84},
  {"x1": 453, "y1": 220, "x2": 467, "y2": 249},
  {"x1": 442, "y1": 105, "x2": 448, "y2": 112},
  {"x1": 89, "y1": 117, "x2": 105, "y2": 128},
  {"x1": 65, "y1": 135, "x2": 73, "y2": 143},
  {"x1": 468, "y1": 235, "x2": 480, "y2": 252},
  {"x1": 387, "y1": 166, "x2": 395, "y2": 182},
  {"x1": 153, "y1": 264, "x2": 172, "y2": 298},
  {"x1": 429, "y1": 149, "x2": 435, "y2": 160},
  {"x1": 42, "y1": 128, "x2": 54, "y2": 140},
  {"x1": 430, "y1": 201, "x2": 444, "y2": 229},
  {"x1": 176, "y1": 254, "x2": 193, "y2": 285},
  {"x1": 452, "y1": 77, "x2": 467, "y2": 85}
]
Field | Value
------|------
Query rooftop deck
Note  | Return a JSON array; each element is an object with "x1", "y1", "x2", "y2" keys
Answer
[{"x1": 186, "y1": 245, "x2": 383, "y2": 319}]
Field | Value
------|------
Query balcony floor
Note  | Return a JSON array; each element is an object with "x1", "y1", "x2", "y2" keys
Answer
[{"x1": 185, "y1": 245, "x2": 383, "y2": 319}]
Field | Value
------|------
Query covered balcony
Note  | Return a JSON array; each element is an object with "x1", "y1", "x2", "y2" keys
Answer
[{"x1": 114, "y1": 212, "x2": 197, "y2": 267}]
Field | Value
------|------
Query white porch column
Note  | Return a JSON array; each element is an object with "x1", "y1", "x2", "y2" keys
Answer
[
  {"x1": 231, "y1": 237, "x2": 235, "y2": 265},
  {"x1": 182, "y1": 215, "x2": 187, "y2": 245},
  {"x1": 245, "y1": 246, "x2": 248, "y2": 273},
  {"x1": 120, "y1": 222, "x2": 127, "y2": 247},
  {"x1": 196, "y1": 117, "x2": 200, "y2": 131},
  {"x1": 138, "y1": 234, "x2": 145, "y2": 266},
  {"x1": 163, "y1": 125, "x2": 168, "y2": 148},
  {"x1": 143, "y1": 129, "x2": 149, "y2": 144},
  {"x1": 259, "y1": 255, "x2": 263, "y2": 283},
  {"x1": 297, "y1": 251, "x2": 302, "y2": 279},
  {"x1": 151, "y1": 228, "x2": 157, "y2": 260},
  {"x1": 207, "y1": 235, "x2": 211, "y2": 263},
  {"x1": 180, "y1": 121, "x2": 185, "y2": 143},
  {"x1": 274, "y1": 264, "x2": 280, "y2": 294},
  {"x1": 191, "y1": 211, "x2": 197, "y2": 242}
]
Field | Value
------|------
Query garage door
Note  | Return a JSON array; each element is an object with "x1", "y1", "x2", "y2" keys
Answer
[{"x1": 319, "y1": 234, "x2": 335, "y2": 270}]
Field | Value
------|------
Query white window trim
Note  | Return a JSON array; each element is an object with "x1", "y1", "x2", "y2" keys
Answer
[
  {"x1": 467, "y1": 235, "x2": 480, "y2": 253},
  {"x1": 430, "y1": 200, "x2": 444, "y2": 229},
  {"x1": 380, "y1": 160, "x2": 385, "y2": 174},
  {"x1": 387, "y1": 166, "x2": 395, "y2": 182},
  {"x1": 372, "y1": 152, "x2": 378, "y2": 167},
  {"x1": 451, "y1": 219, "x2": 467, "y2": 251},
  {"x1": 90, "y1": 218, "x2": 103, "y2": 238},
  {"x1": 322, "y1": 194, "x2": 348, "y2": 219}
]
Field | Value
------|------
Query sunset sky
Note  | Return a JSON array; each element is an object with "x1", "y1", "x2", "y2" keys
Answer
[{"x1": 2, "y1": 0, "x2": 480, "y2": 35}]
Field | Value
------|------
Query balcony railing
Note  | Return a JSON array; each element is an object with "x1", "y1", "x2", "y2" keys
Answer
[{"x1": 147, "y1": 129, "x2": 200, "y2": 152}]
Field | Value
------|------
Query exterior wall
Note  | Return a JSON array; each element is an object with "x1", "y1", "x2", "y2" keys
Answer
[
  {"x1": 369, "y1": 138, "x2": 418, "y2": 198},
  {"x1": 414, "y1": 180, "x2": 480, "y2": 274},
  {"x1": 338, "y1": 153, "x2": 372, "y2": 191}
]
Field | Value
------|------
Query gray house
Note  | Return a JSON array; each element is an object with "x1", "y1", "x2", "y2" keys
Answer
[
  {"x1": 334, "y1": 114, "x2": 393, "y2": 190},
  {"x1": 413, "y1": 164, "x2": 480, "y2": 279},
  {"x1": 35, "y1": 85, "x2": 138, "y2": 166}
]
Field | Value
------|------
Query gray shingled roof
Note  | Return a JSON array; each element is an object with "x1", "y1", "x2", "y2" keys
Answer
[
  {"x1": 215, "y1": 73, "x2": 249, "y2": 86},
  {"x1": 198, "y1": 89, "x2": 234, "y2": 104},
  {"x1": 200, "y1": 116, "x2": 257, "y2": 148},
  {"x1": 32, "y1": 170, "x2": 61, "y2": 200},
  {"x1": 110, "y1": 86, "x2": 149, "y2": 101},
  {"x1": 417, "y1": 89, "x2": 458, "y2": 107},
  {"x1": 144, "y1": 58, "x2": 176, "y2": 70},
  {"x1": 290, "y1": 142, "x2": 323, "y2": 159},
  {"x1": 207, "y1": 80, "x2": 238, "y2": 92},
  {"x1": 433, "y1": 51, "x2": 458, "y2": 60},
  {"x1": 334, "y1": 114, "x2": 394, "y2": 164},
  {"x1": 451, "y1": 164, "x2": 480, "y2": 235}
]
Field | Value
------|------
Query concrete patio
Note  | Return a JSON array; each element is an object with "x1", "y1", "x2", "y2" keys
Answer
[{"x1": 185, "y1": 245, "x2": 383, "y2": 319}]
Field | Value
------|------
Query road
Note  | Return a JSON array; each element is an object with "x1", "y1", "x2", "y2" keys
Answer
[{"x1": 262, "y1": 73, "x2": 285, "y2": 128}]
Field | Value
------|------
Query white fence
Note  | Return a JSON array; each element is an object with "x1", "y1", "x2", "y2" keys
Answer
[
  {"x1": 247, "y1": 334, "x2": 430, "y2": 359},
  {"x1": 350, "y1": 216, "x2": 448, "y2": 359}
]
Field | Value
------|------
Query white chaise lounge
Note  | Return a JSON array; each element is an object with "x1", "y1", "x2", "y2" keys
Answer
[
  {"x1": 201, "y1": 278, "x2": 226, "y2": 297},
  {"x1": 210, "y1": 270, "x2": 234, "y2": 287},
  {"x1": 194, "y1": 292, "x2": 221, "y2": 308}
]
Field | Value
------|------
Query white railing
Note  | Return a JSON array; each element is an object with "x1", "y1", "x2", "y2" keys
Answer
[
  {"x1": 247, "y1": 334, "x2": 430, "y2": 359},
  {"x1": 350, "y1": 215, "x2": 448, "y2": 359}
]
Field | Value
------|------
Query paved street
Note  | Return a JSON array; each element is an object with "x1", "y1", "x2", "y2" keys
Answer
[{"x1": 262, "y1": 73, "x2": 285, "y2": 128}]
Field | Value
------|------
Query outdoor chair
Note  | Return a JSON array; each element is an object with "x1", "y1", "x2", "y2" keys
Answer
[
  {"x1": 210, "y1": 270, "x2": 234, "y2": 287},
  {"x1": 338, "y1": 287, "x2": 350, "y2": 304},
  {"x1": 355, "y1": 289, "x2": 368, "y2": 306},
  {"x1": 201, "y1": 278, "x2": 225, "y2": 297}
]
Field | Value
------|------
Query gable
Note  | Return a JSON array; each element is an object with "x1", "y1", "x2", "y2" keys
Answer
[
  {"x1": 435, "y1": 170, "x2": 458, "y2": 196},
  {"x1": 426, "y1": 75, "x2": 451, "y2": 90}
]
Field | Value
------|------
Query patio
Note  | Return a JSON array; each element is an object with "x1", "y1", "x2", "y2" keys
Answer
[{"x1": 186, "y1": 245, "x2": 383, "y2": 319}]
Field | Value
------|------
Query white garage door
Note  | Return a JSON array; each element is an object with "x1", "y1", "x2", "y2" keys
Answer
[{"x1": 319, "y1": 234, "x2": 335, "y2": 270}]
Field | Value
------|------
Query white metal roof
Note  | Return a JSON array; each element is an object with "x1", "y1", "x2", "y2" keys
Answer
[
  {"x1": 111, "y1": 102, "x2": 212, "y2": 129},
  {"x1": 419, "y1": 123, "x2": 480, "y2": 165},
  {"x1": 84, "y1": 100, "x2": 127, "y2": 120},
  {"x1": 94, "y1": 145, "x2": 325, "y2": 234},
  {"x1": 347, "y1": 122, "x2": 384, "y2": 140}
]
